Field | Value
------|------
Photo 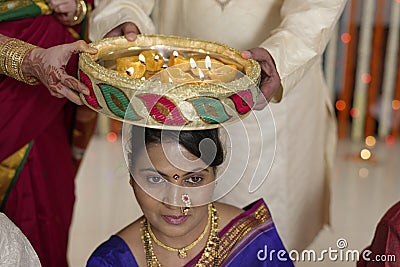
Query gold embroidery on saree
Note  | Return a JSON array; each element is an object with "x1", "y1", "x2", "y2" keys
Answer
[
  {"x1": 218, "y1": 204, "x2": 270, "y2": 263},
  {"x1": 33, "y1": 0, "x2": 51, "y2": 14},
  {"x1": 0, "y1": 143, "x2": 30, "y2": 207},
  {"x1": 1, "y1": 0, "x2": 32, "y2": 12}
]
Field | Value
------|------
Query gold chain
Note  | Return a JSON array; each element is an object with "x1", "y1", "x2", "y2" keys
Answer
[
  {"x1": 147, "y1": 204, "x2": 211, "y2": 259},
  {"x1": 142, "y1": 203, "x2": 220, "y2": 266}
]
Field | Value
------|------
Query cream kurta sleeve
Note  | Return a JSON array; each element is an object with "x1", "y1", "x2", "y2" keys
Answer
[
  {"x1": 0, "y1": 213, "x2": 41, "y2": 266},
  {"x1": 261, "y1": 0, "x2": 347, "y2": 98},
  {"x1": 89, "y1": 0, "x2": 156, "y2": 41}
]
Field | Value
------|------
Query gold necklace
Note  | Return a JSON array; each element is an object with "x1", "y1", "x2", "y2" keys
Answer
[
  {"x1": 148, "y1": 204, "x2": 211, "y2": 259},
  {"x1": 142, "y1": 204, "x2": 220, "y2": 267}
]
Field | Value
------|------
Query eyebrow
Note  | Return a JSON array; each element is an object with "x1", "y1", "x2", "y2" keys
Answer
[{"x1": 139, "y1": 167, "x2": 209, "y2": 177}]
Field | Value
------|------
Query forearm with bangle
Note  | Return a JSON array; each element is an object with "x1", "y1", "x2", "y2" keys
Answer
[{"x1": 0, "y1": 37, "x2": 40, "y2": 85}]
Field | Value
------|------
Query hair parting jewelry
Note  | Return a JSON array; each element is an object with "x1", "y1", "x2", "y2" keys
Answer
[
  {"x1": 141, "y1": 203, "x2": 220, "y2": 266},
  {"x1": 0, "y1": 38, "x2": 39, "y2": 85},
  {"x1": 172, "y1": 174, "x2": 180, "y2": 180}
]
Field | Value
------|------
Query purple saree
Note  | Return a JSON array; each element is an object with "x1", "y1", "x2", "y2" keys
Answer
[{"x1": 87, "y1": 199, "x2": 294, "y2": 266}]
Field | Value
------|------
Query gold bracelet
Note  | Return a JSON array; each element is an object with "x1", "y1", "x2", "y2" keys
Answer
[
  {"x1": 0, "y1": 38, "x2": 40, "y2": 85},
  {"x1": 67, "y1": 0, "x2": 87, "y2": 26}
]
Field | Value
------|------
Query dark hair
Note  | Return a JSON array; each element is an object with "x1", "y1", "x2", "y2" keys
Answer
[{"x1": 130, "y1": 125, "x2": 224, "y2": 168}]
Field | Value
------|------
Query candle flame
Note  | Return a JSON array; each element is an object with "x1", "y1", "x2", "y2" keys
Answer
[
  {"x1": 198, "y1": 68, "x2": 205, "y2": 81},
  {"x1": 154, "y1": 54, "x2": 160, "y2": 62},
  {"x1": 173, "y1": 51, "x2": 179, "y2": 57},
  {"x1": 139, "y1": 54, "x2": 146, "y2": 64},
  {"x1": 190, "y1": 58, "x2": 197, "y2": 69},
  {"x1": 205, "y1": 55, "x2": 211, "y2": 70},
  {"x1": 126, "y1": 67, "x2": 134, "y2": 76}
]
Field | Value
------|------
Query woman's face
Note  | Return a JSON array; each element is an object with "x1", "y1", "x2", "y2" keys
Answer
[{"x1": 131, "y1": 141, "x2": 216, "y2": 238}]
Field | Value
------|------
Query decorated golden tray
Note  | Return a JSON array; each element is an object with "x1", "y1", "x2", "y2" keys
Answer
[{"x1": 79, "y1": 35, "x2": 261, "y2": 129}]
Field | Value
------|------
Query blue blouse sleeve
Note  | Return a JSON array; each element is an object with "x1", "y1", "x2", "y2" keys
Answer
[{"x1": 86, "y1": 235, "x2": 139, "y2": 267}]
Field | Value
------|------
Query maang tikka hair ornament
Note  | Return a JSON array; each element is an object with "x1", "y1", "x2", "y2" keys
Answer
[{"x1": 181, "y1": 194, "x2": 191, "y2": 215}]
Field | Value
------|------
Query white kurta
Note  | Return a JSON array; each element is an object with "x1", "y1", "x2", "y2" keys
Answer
[
  {"x1": 89, "y1": 0, "x2": 346, "y2": 251},
  {"x1": 0, "y1": 213, "x2": 41, "y2": 266}
]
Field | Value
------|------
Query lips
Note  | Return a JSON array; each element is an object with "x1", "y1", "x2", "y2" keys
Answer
[{"x1": 162, "y1": 215, "x2": 189, "y2": 225}]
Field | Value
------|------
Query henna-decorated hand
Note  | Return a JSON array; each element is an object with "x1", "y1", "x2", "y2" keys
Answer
[
  {"x1": 47, "y1": 0, "x2": 77, "y2": 25},
  {"x1": 241, "y1": 48, "x2": 281, "y2": 110},
  {"x1": 22, "y1": 40, "x2": 98, "y2": 105},
  {"x1": 105, "y1": 22, "x2": 140, "y2": 41}
]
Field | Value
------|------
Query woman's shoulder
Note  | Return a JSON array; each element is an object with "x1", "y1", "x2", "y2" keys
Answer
[
  {"x1": 214, "y1": 201, "x2": 244, "y2": 229},
  {"x1": 117, "y1": 217, "x2": 142, "y2": 240},
  {"x1": 86, "y1": 235, "x2": 138, "y2": 267},
  {"x1": 116, "y1": 217, "x2": 147, "y2": 266},
  {"x1": 87, "y1": 217, "x2": 145, "y2": 267}
]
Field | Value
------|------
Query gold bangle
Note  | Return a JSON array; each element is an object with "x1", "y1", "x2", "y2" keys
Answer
[
  {"x1": 0, "y1": 38, "x2": 40, "y2": 85},
  {"x1": 67, "y1": 0, "x2": 87, "y2": 26}
]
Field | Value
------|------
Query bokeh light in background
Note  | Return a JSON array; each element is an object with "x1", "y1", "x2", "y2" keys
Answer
[
  {"x1": 336, "y1": 100, "x2": 346, "y2": 111},
  {"x1": 385, "y1": 135, "x2": 395, "y2": 145},
  {"x1": 365, "y1": 136, "x2": 376, "y2": 147},
  {"x1": 358, "y1": 168, "x2": 369, "y2": 178},
  {"x1": 341, "y1": 33, "x2": 351, "y2": 44},
  {"x1": 360, "y1": 149, "x2": 371, "y2": 160},
  {"x1": 392, "y1": 100, "x2": 400, "y2": 111},
  {"x1": 107, "y1": 132, "x2": 118, "y2": 143},
  {"x1": 361, "y1": 73, "x2": 372, "y2": 84},
  {"x1": 350, "y1": 108, "x2": 359, "y2": 118}
]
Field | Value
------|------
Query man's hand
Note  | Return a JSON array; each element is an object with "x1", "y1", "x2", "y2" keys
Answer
[
  {"x1": 241, "y1": 48, "x2": 281, "y2": 110},
  {"x1": 105, "y1": 22, "x2": 140, "y2": 41},
  {"x1": 47, "y1": 0, "x2": 77, "y2": 24}
]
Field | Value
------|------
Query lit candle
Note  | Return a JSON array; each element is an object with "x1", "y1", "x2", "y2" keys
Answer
[
  {"x1": 173, "y1": 51, "x2": 179, "y2": 58},
  {"x1": 139, "y1": 54, "x2": 146, "y2": 65},
  {"x1": 205, "y1": 56, "x2": 212, "y2": 70},
  {"x1": 126, "y1": 67, "x2": 134, "y2": 76},
  {"x1": 190, "y1": 58, "x2": 197, "y2": 69},
  {"x1": 198, "y1": 68, "x2": 205, "y2": 81},
  {"x1": 154, "y1": 54, "x2": 160, "y2": 62}
]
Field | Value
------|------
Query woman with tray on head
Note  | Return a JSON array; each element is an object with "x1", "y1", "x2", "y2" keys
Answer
[
  {"x1": 89, "y1": 0, "x2": 347, "y2": 252},
  {"x1": 87, "y1": 122, "x2": 294, "y2": 266}
]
